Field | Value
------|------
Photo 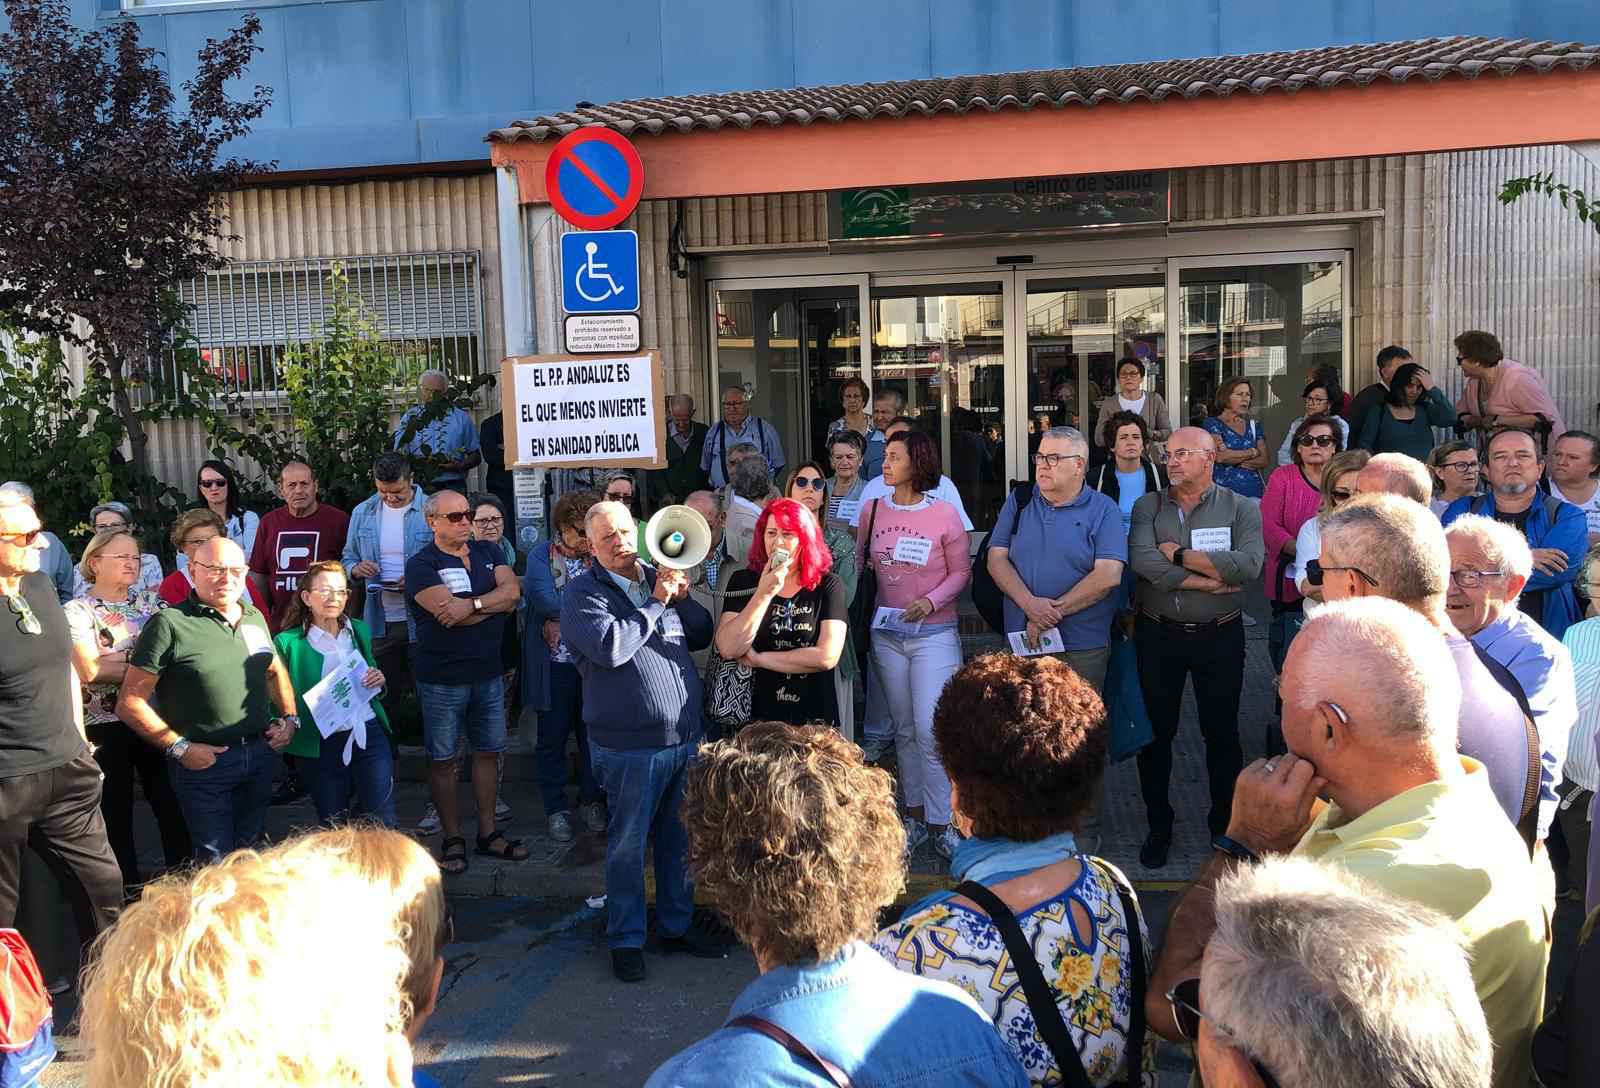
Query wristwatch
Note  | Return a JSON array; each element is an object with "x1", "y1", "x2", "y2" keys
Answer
[
  {"x1": 1172, "y1": 546, "x2": 1187, "y2": 568},
  {"x1": 281, "y1": 714, "x2": 300, "y2": 731},
  {"x1": 165, "y1": 737, "x2": 191, "y2": 762},
  {"x1": 472, "y1": 597, "x2": 483, "y2": 613},
  {"x1": 1211, "y1": 834, "x2": 1261, "y2": 866}
]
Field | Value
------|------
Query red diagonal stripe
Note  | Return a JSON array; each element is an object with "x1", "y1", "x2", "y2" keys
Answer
[{"x1": 559, "y1": 145, "x2": 623, "y2": 207}]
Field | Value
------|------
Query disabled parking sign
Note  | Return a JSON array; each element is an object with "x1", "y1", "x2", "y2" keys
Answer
[{"x1": 560, "y1": 230, "x2": 639, "y2": 314}]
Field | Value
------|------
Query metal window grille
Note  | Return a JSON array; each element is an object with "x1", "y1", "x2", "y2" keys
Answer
[{"x1": 152, "y1": 250, "x2": 484, "y2": 408}]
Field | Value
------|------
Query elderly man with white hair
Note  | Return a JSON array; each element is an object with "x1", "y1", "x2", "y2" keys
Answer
[
  {"x1": 1150, "y1": 598, "x2": 1549, "y2": 1088},
  {"x1": 393, "y1": 369, "x2": 481, "y2": 494},
  {"x1": 1445, "y1": 514, "x2": 1578, "y2": 847},
  {"x1": 0, "y1": 482, "x2": 75, "y2": 602},
  {"x1": 560, "y1": 500, "x2": 721, "y2": 982},
  {"x1": 1311, "y1": 494, "x2": 1538, "y2": 838},
  {"x1": 1189, "y1": 855, "x2": 1492, "y2": 1088}
]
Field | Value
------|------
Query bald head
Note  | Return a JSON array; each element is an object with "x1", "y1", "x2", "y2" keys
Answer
[
  {"x1": 1319, "y1": 494, "x2": 1449, "y2": 614},
  {"x1": 1356, "y1": 454, "x2": 1431, "y2": 506},
  {"x1": 1166, "y1": 427, "x2": 1217, "y2": 490},
  {"x1": 190, "y1": 537, "x2": 248, "y2": 610}
]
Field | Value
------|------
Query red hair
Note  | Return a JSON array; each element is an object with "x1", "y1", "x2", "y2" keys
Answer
[{"x1": 747, "y1": 498, "x2": 832, "y2": 591}]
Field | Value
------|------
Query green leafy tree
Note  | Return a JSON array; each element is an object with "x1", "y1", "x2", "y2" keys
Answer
[{"x1": 1499, "y1": 173, "x2": 1600, "y2": 236}]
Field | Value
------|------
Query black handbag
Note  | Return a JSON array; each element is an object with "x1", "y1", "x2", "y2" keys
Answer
[
  {"x1": 848, "y1": 499, "x2": 880, "y2": 660},
  {"x1": 954, "y1": 873, "x2": 1147, "y2": 1088}
]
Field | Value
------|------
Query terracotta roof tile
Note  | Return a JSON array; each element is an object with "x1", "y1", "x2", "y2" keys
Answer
[{"x1": 488, "y1": 36, "x2": 1598, "y2": 143}]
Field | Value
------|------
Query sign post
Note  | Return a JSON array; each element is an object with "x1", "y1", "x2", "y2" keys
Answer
[{"x1": 500, "y1": 351, "x2": 667, "y2": 471}]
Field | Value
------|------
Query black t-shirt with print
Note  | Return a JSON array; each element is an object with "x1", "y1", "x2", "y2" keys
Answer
[{"x1": 723, "y1": 569, "x2": 846, "y2": 727}]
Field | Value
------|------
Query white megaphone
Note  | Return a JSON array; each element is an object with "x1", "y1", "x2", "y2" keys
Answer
[{"x1": 643, "y1": 504, "x2": 713, "y2": 571}]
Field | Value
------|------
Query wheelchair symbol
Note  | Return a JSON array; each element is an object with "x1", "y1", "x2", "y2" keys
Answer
[{"x1": 574, "y1": 241, "x2": 624, "y2": 303}]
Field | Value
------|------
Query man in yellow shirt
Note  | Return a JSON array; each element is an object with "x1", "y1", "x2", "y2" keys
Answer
[{"x1": 1150, "y1": 598, "x2": 1549, "y2": 1088}]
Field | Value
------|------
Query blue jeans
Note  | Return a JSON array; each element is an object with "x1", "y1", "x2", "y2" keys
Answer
[
  {"x1": 1267, "y1": 603, "x2": 1307, "y2": 674},
  {"x1": 167, "y1": 735, "x2": 278, "y2": 863},
  {"x1": 588, "y1": 738, "x2": 695, "y2": 950},
  {"x1": 418, "y1": 679, "x2": 506, "y2": 762},
  {"x1": 538, "y1": 663, "x2": 601, "y2": 817},
  {"x1": 313, "y1": 723, "x2": 397, "y2": 828}
]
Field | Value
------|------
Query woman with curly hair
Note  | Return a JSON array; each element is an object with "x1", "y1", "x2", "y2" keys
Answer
[
  {"x1": 646, "y1": 722, "x2": 1027, "y2": 1087},
  {"x1": 716, "y1": 497, "x2": 848, "y2": 728},
  {"x1": 874, "y1": 654, "x2": 1154, "y2": 1087}
]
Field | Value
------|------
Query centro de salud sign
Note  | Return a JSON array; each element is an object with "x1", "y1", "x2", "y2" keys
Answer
[{"x1": 827, "y1": 171, "x2": 1169, "y2": 241}]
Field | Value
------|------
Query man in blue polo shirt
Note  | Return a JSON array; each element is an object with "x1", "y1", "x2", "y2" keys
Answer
[
  {"x1": 987, "y1": 426, "x2": 1127, "y2": 691},
  {"x1": 394, "y1": 370, "x2": 481, "y2": 494}
]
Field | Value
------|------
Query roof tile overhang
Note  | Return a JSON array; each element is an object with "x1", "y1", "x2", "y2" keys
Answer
[{"x1": 488, "y1": 36, "x2": 1600, "y2": 204}]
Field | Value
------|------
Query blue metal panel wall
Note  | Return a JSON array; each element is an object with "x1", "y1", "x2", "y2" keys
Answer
[{"x1": 47, "y1": 0, "x2": 1600, "y2": 172}]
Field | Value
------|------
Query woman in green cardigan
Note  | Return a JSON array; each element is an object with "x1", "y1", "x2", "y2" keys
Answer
[{"x1": 274, "y1": 560, "x2": 395, "y2": 827}]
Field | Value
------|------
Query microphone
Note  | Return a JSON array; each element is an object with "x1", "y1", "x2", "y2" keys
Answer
[{"x1": 769, "y1": 547, "x2": 792, "y2": 572}]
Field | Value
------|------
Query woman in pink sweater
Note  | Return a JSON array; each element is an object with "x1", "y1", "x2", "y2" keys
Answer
[
  {"x1": 856, "y1": 430, "x2": 972, "y2": 864},
  {"x1": 1260, "y1": 413, "x2": 1341, "y2": 675}
]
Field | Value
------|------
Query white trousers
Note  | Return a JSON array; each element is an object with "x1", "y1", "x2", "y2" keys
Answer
[{"x1": 871, "y1": 629, "x2": 962, "y2": 825}]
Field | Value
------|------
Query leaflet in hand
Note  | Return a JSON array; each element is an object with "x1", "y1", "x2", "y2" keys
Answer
[
  {"x1": 303, "y1": 650, "x2": 377, "y2": 738},
  {"x1": 871, "y1": 606, "x2": 923, "y2": 636},
  {"x1": 1008, "y1": 628, "x2": 1065, "y2": 657}
]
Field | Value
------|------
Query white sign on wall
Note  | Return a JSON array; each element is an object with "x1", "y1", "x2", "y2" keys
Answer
[
  {"x1": 500, "y1": 351, "x2": 667, "y2": 470},
  {"x1": 565, "y1": 313, "x2": 642, "y2": 354}
]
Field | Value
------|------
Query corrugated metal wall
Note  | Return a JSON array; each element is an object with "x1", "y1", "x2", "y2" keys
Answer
[
  {"x1": 143, "y1": 173, "x2": 503, "y2": 491},
  {"x1": 1427, "y1": 145, "x2": 1600, "y2": 433}
]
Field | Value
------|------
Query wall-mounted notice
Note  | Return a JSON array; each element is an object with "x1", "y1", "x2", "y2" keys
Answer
[{"x1": 501, "y1": 351, "x2": 666, "y2": 470}]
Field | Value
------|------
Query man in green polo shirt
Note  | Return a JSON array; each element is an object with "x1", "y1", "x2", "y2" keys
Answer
[
  {"x1": 1148, "y1": 599, "x2": 1548, "y2": 1088},
  {"x1": 118, "y1": 538, "x2": 297, "y2": 862}
]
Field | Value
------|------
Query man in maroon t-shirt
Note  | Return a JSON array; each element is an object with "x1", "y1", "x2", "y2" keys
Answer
[{"x1": 248, "y1": 461, "x2": 351, "y2": 625}]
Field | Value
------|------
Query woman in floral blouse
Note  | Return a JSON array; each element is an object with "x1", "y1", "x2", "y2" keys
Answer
[
  {"x1": 874, "y1": 653, "x2": 1153, "y2": 1086},
  {"x1": 66, "y1": 529, "x2": 190, "y2": 889}
]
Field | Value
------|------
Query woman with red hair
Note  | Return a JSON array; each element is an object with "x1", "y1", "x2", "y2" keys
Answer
[{"x1": 714, "y1": 498, "x2": 848, "y2": 728}]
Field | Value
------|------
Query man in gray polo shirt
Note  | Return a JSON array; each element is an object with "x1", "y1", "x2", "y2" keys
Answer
[{"x1": 1128, "y1": 426, "x2": 1264, "y2": 867}]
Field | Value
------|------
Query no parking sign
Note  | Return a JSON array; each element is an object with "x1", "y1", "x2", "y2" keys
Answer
[{"x1": 544, "y1": 128, "x2": 644, "y2": 230}]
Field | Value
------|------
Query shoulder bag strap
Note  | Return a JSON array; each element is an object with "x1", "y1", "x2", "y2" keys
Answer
[
  {"x1": 716, "y1": 422, "x2": 728, "y2": 486},
  {"x1": 1517, "y1": 710, "x2": 1543, "y2": 853},
  {"x1": 1102, "y1": 869, "x2": 1148, "y2": 1088},
  {"x1": 953, "y1": 881, "x2": 1097, "y2": 1088},
  {"x1": 727, "y1": 1014, "x2": 853, "y2": 1088},
  {"x1": 863, "y1": 499, "x2": 879, "y2": 570}
]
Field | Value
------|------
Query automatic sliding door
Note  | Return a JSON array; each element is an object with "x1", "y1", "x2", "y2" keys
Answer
[{"x1": 870, "y1": 282, "x2": 1007, "y2": 530}]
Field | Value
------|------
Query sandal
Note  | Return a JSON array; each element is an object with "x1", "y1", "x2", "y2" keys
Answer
[
  {"x1": 439, "y1": 836, "x2": 469, "y2": 876},
  {"x1": 475, "y1": 830, "x2": 529, "y2": 862}
]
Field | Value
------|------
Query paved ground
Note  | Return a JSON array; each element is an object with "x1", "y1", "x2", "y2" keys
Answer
[{"x1": 30, "y1": 589, "x2": 1294, "y2": 1086}]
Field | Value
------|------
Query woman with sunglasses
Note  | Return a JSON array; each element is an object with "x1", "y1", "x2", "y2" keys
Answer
[
  {"x1": 787, "y1": 462, "x2": 859, "y2": 738},
  {"x1": 65, "y1": 529, "x2": 190, "y2": 889},
  {"x1": 1274, "y1": 378, "x2": 1351, "y2": 465},
  {"x1": 184, "y1": 460, "x2": 258, "y2": 572},
  {"x1": 1288, "y1": 449, "x2": 1371, "y2": 609},
  {"x1": 1428, "y1": 440, "x2": 1483, "y2": 518},
  {"x1": 273, "y1": 561, "x2": 395, "y2": 827},
  {"x1": 1356, "y1": 362, "x2": 1456, "y2": 459},
  {"x1": 716, "y1": 497, "x2": 847, "y2": 730},
  {"x1": 1260, "y1": 415, "x2": 1342, "y2": 675}
]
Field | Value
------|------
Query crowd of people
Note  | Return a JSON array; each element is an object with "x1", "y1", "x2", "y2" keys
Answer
[{"x1": 0, "y1": 337, "x2": 1598, "y2": 1086}]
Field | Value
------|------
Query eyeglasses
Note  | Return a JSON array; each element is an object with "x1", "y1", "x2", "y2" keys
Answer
[
  {"x1": 5, "y1": 594, "x2": 41, "y2": 636},
  {"x1": 1449, "y1": 568, "x2": 1506, "y2": 589},
  {"x1": 791, "y1": 476, "x2": 825, "y2": 490},
  {"x1": 0, "y1": 528, "x2": 44, "y2": 547},
  {"x1": 1166, "y1": 979, "x2": 1282, "y2": 1088},
  {"x1": 191, "y1": 559, "x2": 248, "y2": 579},
  {"x1": 198, "y1": 477, "x2": 228, "y2": 489},
  {"x1": 94, "y1": 520, "x2": 130, "y2": 532},
  {"x1": 307, "y1": 586, "x2": 350, "y2": 600},
  {"x1": 1440, "y1": 460, "x2": 1480, "y2": 473},
  {"x1": 431, "y1": 510, "x2": 470, "y2": 524},
  {"x1": 1167, "y1": 447, "x2": 1212, "y2": 462},
  {"x1": 1032, "y1": 452, "x2": 1084, "y2": 468},
  {"x1": 472, "y1": 516, "x2": 504, "y2": 527},
  {"x1": 1295, "y1": 433, "x2": 1336, "y2": 448},
  {"x1": 1304, "y1": 559, "x2": 1379, "y2": 587}
]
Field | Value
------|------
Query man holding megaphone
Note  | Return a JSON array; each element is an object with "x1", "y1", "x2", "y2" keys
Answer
[{"x1": 560, "y1": 500, "x2": 722, "y2": 983}]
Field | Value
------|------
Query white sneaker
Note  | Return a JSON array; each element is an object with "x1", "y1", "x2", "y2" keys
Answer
[
  {"x1": 547, "y1": 812, "x2": 574, "y2": 843},
  {"x1": 933, "y1": 824, "x2": 963, "y2": 862},
  {"x1": 902, "y1": 817, "x2": 928, "y2": 859},
  {"x1": 416, "y1": 803, "x2": 441, "y2": 836},
  {"x1": 495, "y1": 797, "x2": 513, "y2": 822}
]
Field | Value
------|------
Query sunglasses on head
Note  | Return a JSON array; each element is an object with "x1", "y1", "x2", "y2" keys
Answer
[
  {"x1": 1296, "y1": 433, "x2": 1336, "y2": 447},
  {"x1": 1167, "y1": 978, "x2": 1283, "y2": 1088}
]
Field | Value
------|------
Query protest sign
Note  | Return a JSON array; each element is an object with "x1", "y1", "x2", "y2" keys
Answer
[{"x1": 500, "y1": 351, "x2": 667, "y2": 470}]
